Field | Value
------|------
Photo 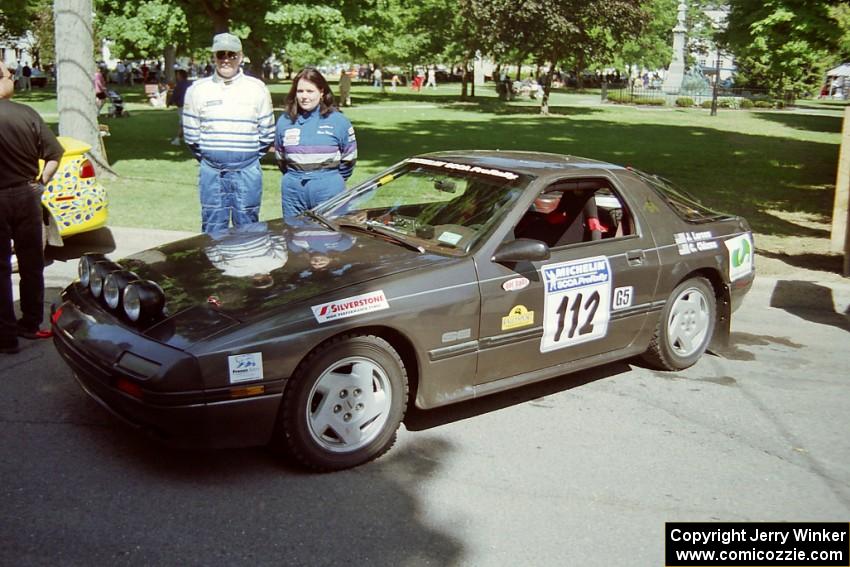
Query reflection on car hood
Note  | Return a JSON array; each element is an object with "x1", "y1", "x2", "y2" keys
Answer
[{"x1": 121, "y1": 218, "x2": 439, "y2": 323}]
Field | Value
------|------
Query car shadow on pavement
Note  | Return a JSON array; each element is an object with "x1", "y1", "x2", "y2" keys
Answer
[
  {"x1": 2, "y1": 334, "x2": 463, "y2": 565},
  {"x1": 405, "y1": 360, "x2": 633, "y2": 431},
  {"x1": 769, "y1": 279, "x2": 850, "y2": 332},
  {"x1": 46, "y1": 227, "x2": 117, "y2": 264}
]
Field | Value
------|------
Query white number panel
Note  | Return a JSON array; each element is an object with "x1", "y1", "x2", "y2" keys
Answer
[{"x1": 540, "y1": 257, "x2": 612, "y2": 353}]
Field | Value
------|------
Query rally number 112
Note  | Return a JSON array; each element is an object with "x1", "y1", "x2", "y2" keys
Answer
[{"x1": 555, "y1": 291, "x2": 600, "y2": 342}]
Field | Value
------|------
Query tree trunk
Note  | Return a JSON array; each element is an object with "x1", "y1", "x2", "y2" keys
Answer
[
  {"x1": 54, "y1": 0, "x2": 113, "y2": 175},
  {"x1": 540, "y1": 61, "x2": 557, "y2": 116},
  {"x1": 164, "y1": 45, "x2": 176, "y2": 84},
  {"x1": 461, "y1": 55, "x2": 469, "y2": 99}
]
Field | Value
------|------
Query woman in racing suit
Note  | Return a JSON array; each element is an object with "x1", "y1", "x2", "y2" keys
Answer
[{"x1": 275, "y1": 68, "x2": 357, "y2": 218}]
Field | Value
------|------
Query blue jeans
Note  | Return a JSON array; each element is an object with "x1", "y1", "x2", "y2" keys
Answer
[
  {"x1": 0, "y1": 183, "x2": 44, "y2": 347},
  {"x1": 281, "y1": 172, "x2": 345, "y2": 218},
  {"x1": 199, "y1": 160, "x2": 262, "y2": 233}
]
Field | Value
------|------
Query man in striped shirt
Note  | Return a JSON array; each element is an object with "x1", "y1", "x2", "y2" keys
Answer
[{"x1": 183, "y1": 33, "x2": 275, "y2": 233}]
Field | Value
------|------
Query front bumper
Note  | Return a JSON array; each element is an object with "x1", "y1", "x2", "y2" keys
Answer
[{"x1": 52, "y1": 285, "x2": 281, "y2": 449}]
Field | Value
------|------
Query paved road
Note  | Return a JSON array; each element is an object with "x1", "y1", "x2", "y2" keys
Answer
[{"x1": 2, "y1": 228, "x2": 849, "y2": 566}]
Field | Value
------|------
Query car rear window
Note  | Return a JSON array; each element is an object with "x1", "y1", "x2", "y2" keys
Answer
[{"x1": 632, "y1": 169, "x2": 725, "y2": 222}]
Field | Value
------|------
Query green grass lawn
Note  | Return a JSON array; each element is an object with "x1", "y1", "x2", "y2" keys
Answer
[{"x1": 14, "y1": 80, "x2": 844, "y2": 243}]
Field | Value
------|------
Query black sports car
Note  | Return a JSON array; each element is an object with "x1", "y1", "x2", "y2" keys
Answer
[{"x1": 52, "y1": 151, "x2": 755, "y2": 471}]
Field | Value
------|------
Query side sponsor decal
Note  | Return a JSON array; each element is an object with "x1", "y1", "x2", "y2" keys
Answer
[
  {"x1": 312, "y1": 290, "x2": 389, "y2": 323},
  {"x1": 228, "y1": 352, "x2": 264, "y2": 383},
  {"x1": 724, "y1": 233, "x2": 754, "y2": 281},
  {"x1": 612, "y1": 286, "x2": 634, "y2": 310},
  {"x1": 502, "y1": 276, "x2": 530, "y2": 291},
  {"x1": 441, "y1": 328, "x2": 472, "y2": 343},
  {"x1": 501, "y1": 305, "x2": 534, "y2": 331},
  {"x1": 540, "y1": 257, "x2": 611, "y2": 352},
  {"x1": 407, "y1": 157, "x2": 519, "y2": 180},
  {"x1": 674, "y1": 230, "x2": 718, "y2": 255}
]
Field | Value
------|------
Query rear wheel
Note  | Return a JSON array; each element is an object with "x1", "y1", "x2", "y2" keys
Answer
[
  {"x1": 277, "y1": 334, "x2": 408, "y2": 471},
  {"x1": 641, "y1": 277, "x2": 716, "y2": 370}
]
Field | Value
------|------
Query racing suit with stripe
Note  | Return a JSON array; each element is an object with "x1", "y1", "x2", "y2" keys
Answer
[
  {"x1": 183, "y1": 70, "x2": 275, "y2": 233},
  {"x1": 274, "y1": 107, "x2": 357, "y2": 218}
]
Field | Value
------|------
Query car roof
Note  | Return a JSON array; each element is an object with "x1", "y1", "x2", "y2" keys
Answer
[{"x1": 418, "y1": 150, "x2": 627, "y2": 179}]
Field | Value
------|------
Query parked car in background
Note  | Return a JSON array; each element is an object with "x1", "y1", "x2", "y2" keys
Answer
[
  {"x1": 52, "y1": 151, "x2": 753, "y2": 472},
  {"x1": 43, "y1": 136, "x2": 109, "y2": 241},
  {"x1": 13, "y1": 136, "x2": 108, "y2": 272}
]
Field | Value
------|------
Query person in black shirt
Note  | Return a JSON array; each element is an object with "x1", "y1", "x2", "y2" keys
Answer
[{"x1": 0, "y1": 61, "x2": 64, "y2": 354}]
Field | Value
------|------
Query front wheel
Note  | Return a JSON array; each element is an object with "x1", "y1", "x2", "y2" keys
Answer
[
  {"x1": 277, "y1": 334, "x2": 409, "y2": 471},
  {"x1": 641, "y1": 277, "x2": 716, "y2": 371}
]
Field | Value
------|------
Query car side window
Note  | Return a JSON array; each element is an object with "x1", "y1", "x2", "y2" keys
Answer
[{"x1": 513, "y1": 178, "x2": 633, "y2": 247}]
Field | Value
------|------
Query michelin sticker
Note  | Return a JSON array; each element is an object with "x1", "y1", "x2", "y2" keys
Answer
[
  {"x1": 674, "y1": 230, "x2": 718, "y2": 255},
  {"x1": 501, "y1": 305, "x2": 534, "y2": 331},
  {"x1": 228, "y1": 352, "x2": 264, "y2": 384},
  {"x1": 540, "y1": 257, "x2": 611, "y2": 353},
  {"x1": 312, "y1": 290, "x2": 389, "y2": 323},
  {"x1": 724, "y1": 233, "x2": 754, "y2": 281}
]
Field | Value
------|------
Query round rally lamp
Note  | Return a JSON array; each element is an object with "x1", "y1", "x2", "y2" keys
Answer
[
  {"x1": 123, "y1": 280, "x2": 165, "y2": 323},
  {"x1": 89, "y1": 260, "x2": 123, "y2": 298},
  {"x1": 78, "y1": 253, "x2": 106, "y2": 288},
  {"x1": 104, "y1": 270, "x2": 140, "y2": 310}
]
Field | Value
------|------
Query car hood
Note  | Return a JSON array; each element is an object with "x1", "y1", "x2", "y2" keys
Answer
[{"x1": 119, "y1": 218, "x2": 440, "y2": 345}]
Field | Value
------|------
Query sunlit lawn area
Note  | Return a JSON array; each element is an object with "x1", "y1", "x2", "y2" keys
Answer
[{"x1": 15, "y1": 80, "x2": 845, "y2": 245}]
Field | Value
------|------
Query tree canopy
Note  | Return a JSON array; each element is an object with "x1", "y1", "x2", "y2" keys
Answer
[{"x1": 720, "y1": 0, "x2": 848, "y2": 95}]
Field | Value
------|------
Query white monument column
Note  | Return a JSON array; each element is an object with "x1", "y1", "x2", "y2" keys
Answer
[{"x1": 662, "y1": 2, "x2": 687, "y2": 93}]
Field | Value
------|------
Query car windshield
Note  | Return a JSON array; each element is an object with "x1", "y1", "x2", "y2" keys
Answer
[
  {"x1": 316, "y1": 158, "x2": 532, "y2": 255},
  {"x1": 632, "y1": 169, "x2": 725, "y2": 222}
]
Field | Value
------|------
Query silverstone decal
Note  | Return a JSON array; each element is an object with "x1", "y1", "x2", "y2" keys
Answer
[
  {"x1": 228, "y1": 352, "x2": 264, "y2": 384},
  {"x1": 502, "y1": 276, "x2": 530, "y2": 292},
  {"x1": 501, "y1": 305, "x2": 534, "y2": 331},
  {"x1": 724, "y1": 233, "x2": 754, "y2": 281},
  {"x1": 407, "y1": 157, "x2": 519, "y2": 180},
  {"x1": 312, "y1": 290, "x2": 389, "y2": 323},
  {"x1": 612, "y1": 286, "x2": 634, "y2": 310},
  {"x1": 674, "y1": 230, "x2": 718, "y2": 255},
  {"x1": 540, "y1": 257, "x2": 611, "y2": 352}
]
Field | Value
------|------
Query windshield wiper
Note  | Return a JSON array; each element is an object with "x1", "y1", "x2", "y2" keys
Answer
[
  {"x1": 337, "y1": 220, "x2": 425, "y2": 254},
  {"x1": 302, "y1": 209, "x2": 337, "y2": 231}
]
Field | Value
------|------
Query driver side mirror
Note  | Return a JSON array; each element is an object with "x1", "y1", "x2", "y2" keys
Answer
[{"x1": 491, "y1": 238, "x2": 550, "y2": 263}]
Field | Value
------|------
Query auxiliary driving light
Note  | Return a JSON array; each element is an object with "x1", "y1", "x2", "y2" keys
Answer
[
  {"x1": 89, "y1": 260, "x2": 123, "y2": 298},
  {"x1": 123, "y1": 280, "x2": 165, "y2": 323},
  {"x1": 78, "y1": 253, "x2": 106, "y2": 288},
  {"x1": 104, "y1": 270, "x2": 140, "y2": 310}
]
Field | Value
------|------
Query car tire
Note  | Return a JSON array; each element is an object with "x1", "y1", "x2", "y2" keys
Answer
[
  {"x1": 641, "y1": 277, "x2": 716, "y2": 371},
  {"x1": 277, "y1": 334, "x2": 409, "y2": 471}
]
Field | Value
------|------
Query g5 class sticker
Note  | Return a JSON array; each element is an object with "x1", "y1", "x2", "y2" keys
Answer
[
  {"x1": 540, "y1": 257, "x2": 611, "y2": 352},
  {"x1": 228, "y1": 352, "x2": 264, "y2": 383},
  {"x1": 724, "y1": 233, "x2": 754, "y2": 281},
  {"x1": 612, "y1": 286, "x2": 634, "y2": 310},
  {"x1": 501, "y1": 305, "x2": 534, "y2": 331}
]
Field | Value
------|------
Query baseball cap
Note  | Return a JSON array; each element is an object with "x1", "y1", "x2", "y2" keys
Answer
[{"x1": 211, "y1": 33, "x2": 242, "y2": 52}]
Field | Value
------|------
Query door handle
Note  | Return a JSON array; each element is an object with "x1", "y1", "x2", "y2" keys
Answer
[{"x1": 626, "y1": 249, "x2": 645, "y2": 266}]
